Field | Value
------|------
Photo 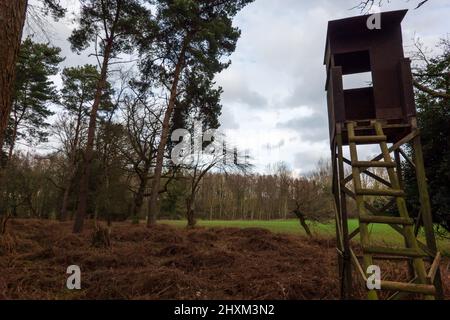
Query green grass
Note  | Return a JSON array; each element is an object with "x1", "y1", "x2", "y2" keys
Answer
[{"x1": 160, "y1": 219, "x2": 450, "y2": 255}]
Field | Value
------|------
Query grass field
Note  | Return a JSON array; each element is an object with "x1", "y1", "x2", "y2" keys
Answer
[{"x1": 160, "y1": 219, "x2": 450, "y2": 255}]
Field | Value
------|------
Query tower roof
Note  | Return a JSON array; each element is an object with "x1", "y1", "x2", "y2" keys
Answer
[{"x1": 324, "y1": 9, "x2": 408, "y2": 65}]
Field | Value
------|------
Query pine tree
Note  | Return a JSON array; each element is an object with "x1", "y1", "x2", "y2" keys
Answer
[
  {"x1": 69, "y1": 0, "x2": 151, "y2": 233},
  {"x1": 0, "y1": 0, "x2": 65, "y2": 157},
  {"x1": 8, "y1": 38, "x2": 64, "y2": 160},
  {"x1": 139, "y1": 0, "x2": 255, "y2": 226}
]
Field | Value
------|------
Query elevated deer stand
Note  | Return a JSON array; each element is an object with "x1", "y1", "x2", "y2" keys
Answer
[{"x1": 324, "y1": 10, "x2": 443, "y2": 300}]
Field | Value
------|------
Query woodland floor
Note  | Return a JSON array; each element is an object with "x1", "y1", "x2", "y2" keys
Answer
[{"x1": 0, "y1": 219, "x2": 449, "y2": 300}]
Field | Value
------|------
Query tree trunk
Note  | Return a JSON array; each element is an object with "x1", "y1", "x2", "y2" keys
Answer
[
  {"x1": 73, "y1": 40, "x2": 113, "y2": 234},
  {"x1": 132, "y1": 174, "x2": 148, "y2": 224},
  {"x1": 146, "y1": 46, "x2": 187, "y2": 227},
  {"x1": 61, "y1": 106, "x2": 83, "y2": 222},
  {"x1": 7, "y1": 121, "x2": 18, "y2": 161},
  {"x1": 147, "y1": 196, "x2": 157, "y2": 226},
  {"x1": 186, "y1": 196, "x2": 196, "y2": 228},
  {"x1": 293, "y1": 207, "x2": 312, "y2": 237},
  {"x1": 60, "y1": 180, "x2": 71, "y2": 221},
  {"x1": 0, "y1": 0, "x2": 28, "y2": 151},
  {"x1": 299, "y1": 214, "x2": 312, "y2": 237}
]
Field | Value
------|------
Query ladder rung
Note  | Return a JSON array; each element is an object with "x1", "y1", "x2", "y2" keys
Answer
[
  {"x1": 381, "y1": 280, "x2": 436, "y2": 295},
  {"x1": 355, "y1": 188, "x2": 405, "y2": 197},
  {"x1": 349, "y1": 135, "x2": 387, "y2": 144},
  {"x1": 352, "y1": 161, "x2": 397, "y2": 168},
  {"x1": 359, "y1": 215, "x2": 414, "y2": 225},
  {"x1": 363, "y1": 246, "x2": 428, "y2": 258}
]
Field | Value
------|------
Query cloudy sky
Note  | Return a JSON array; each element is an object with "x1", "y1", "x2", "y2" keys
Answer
[{"x1": 28, "y1": 0, "x2": 450, "y2": 175}]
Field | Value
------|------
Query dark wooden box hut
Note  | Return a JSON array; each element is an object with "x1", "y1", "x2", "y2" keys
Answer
[{"x1": 324, "y1": 10, "x2": 416, "y2": 145}]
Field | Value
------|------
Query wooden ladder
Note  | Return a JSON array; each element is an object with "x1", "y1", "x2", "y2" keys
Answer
[{"x1": 347, "y1": 120, "x2": 436, "y2": 300}]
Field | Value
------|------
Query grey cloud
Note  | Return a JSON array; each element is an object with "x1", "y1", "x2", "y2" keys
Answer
[
  {"x1": 276, "y1": 112, "x2": 329, "y2": 143},
  {"x1": 284, "y1": 82, "x2": 326, "y2": 110},
  {"x1": 277, "y1": 112, "x2": 326, "y2": 130},
  {"x1": 221, "y1": 84, "x2": 268, "y2": 109},
  {"x1": 293, "y1": 150, "x2": 322, "y2": 173}
]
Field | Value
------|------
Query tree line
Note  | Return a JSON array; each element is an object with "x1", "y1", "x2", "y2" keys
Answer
[{"x1": 0, "y1": 0, "x2": 256, "y2": 235}]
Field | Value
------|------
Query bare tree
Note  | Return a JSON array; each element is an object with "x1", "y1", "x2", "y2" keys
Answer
[
  {"x1": 52, "y1": 114, "x2": 88, "y2": 220},
  {"x1": 411, "y1": 37, "x2": 450, "y2": 100},
  {"x1": 288, "y1": 160, "x2": 335, "y2": 236},
  {"x1": 175, "y1": 131, "x2": 251, "y2": 228},
  {"x1": 291, "y1": 200, "x2": 313, "y2": 237},
  {"x1": 121, "y1": 91, "x2": 162, "y2": 223}
]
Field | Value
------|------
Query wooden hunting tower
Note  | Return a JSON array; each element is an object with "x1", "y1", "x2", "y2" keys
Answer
[{"x1": 325, "y1": 10, "x2": 443, "y2": 300}]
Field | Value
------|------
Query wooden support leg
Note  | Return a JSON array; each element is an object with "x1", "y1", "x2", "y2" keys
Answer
[
  {"x1": 332, "y1": 149, "x2": 345, "y2": 298},
  {"x1": 336, "y1": 132, "x2": 352, "y2": 299},
  {"x1": 413, "y1": 135, "x2": 444, "y2": 299}
]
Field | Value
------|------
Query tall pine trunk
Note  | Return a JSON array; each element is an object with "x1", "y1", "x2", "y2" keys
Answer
[
  {"x1": 0, "y1": 0, "x2": 28, "y2": 152},
  {"x1": 60, "y1": 154, "x2": 78, "y2": 222},
  {"x1": 146, "y1": 47, "x2": 187, "y2": 227},
  {"x1": 73, "y1": 40, "x2": 113, "y2": 233}
]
